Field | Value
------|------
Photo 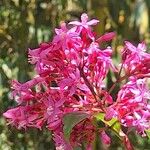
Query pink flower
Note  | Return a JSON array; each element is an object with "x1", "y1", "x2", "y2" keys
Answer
[
  {"x1": 132, "y1": 110, "x2": 150, "y2": 136},
  {"x1": 82, "y1": 42, "x2": 117, "y2": 88},
  {"x1": 59, "y1": 69, "x2": 89, "y2": 96},
  {"x1": 53, "y1": 22, "x2": 81, "y2": 50},
  {"x1": 43, "y1": 94, "x2": 64, "y2": 130},
  {"x1": 95, "y1": 46, "x2": 116, "y2": 81},
  {"x1": 69, "y1": 13, "x2": 99, "y2": 40},
  {"x1": 122, "y1": 41, "x2": 150, "y2": 76},
  {"x1": 113, "y1": 78, "x2": 150, "y2": 135},
  {"x1": 11, "y1": 77, "x2": 44, "y2": 104},
  {"x1": 3, "y1": 13, "x2": 150, "y2": 149},
  {"x1": 69, "y1": 13, "x2": 99, "y2": 27},
  {"x1": 53, "y1": 131, "x2": 73, "y2": 150},
  {"x1": 105, "y1": 107, "x2": 117, "y2": 121},
  {"x1": 70, "y1": 119, "x2": 96, "y2": 147},
  {"x1": 3, "y1": 106, "x2": 38, "y2": 129},
  {"x1": 28, "y1": 42, "x2": 51, "y2": 64}
]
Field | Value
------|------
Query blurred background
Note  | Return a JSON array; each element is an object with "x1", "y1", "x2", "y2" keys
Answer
[{"x1": 0, "y1": 0, "x2": 150, "y2": 149}]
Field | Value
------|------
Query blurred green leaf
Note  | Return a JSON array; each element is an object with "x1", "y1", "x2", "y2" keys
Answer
[
  {"x1": 146, "y1": 129, "x2": 150, "y2": 139},
  {"x1": 63, "y1": 112, "x2": 89, "y2": 141}
]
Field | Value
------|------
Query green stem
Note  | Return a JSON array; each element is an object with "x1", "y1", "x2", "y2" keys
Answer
[{"x1": 108, "y1": 75, "x2": 127, "y2": 94}]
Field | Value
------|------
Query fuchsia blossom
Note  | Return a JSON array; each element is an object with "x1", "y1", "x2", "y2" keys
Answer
[
  {"x1": 53, "y1": 131, "x2": 72, "y2": 150},
  {"x1": 107, "y1": 78, "x2": 150, "y2": 136},
  {"x1": 53, "y1": 22, "x2": 81, "y2": 50},
  {"x1": 11, "y1": 76, "x2": 44, "y2": 104},
  {"x1": 3, "y1": 106, "x2": 39, "y2": 129},
  {"x1": 122, "y1": 41, "x2": 150, "y2": 77},
  {"x1": 3, "y1": 13, "x2": 150, "y2": 150},
  {"x1": 69, "y1": 13, "x2": 99, "y2": 40},
  {"x1": 70, "y1": 119, "x2": 96, "y2": 147}
]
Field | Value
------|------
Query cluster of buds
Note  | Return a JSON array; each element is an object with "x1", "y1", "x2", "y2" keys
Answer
[{"x1": 3, "y1": 13, "x2": 150, "y2": 150}]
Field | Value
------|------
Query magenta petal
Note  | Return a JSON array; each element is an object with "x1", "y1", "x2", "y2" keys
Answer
[
  {"x1": 3, "y1": 110, "x2": 14, "y2": 118},
  {"x1": 55, "y1": 98, "x2": 65, "y2": 107},
  {"x1": 59, "y1": 78, "x2": 73, "y2": 89},
  {"x1": 28, "y1": 114, "x2": 38, "y2": 122},
  {"x1": 100, "y1": 131, "x2": 111, "y2": 145},
  {"x1": 125, "y1": 41, "x2": 136, "y2": 52},
  {"x1": 87, "y1": 19, "x2": 99, "y2": 26},
  {"x1": 77, "y1": 84, "x2": 90, "y2": 92},
  {"x1": 81, "y1": 13, "x2": 88, "y2": 22},
  {"x1": 55, "y1": 28, "x2": 61, "y2": 34},
  {"x1": 87, "y1": 30, "x2": 95, "y2": 40},
  {"x1": 69, "y1": 21, "x2": 81, "y2": 26},
  {"x1": 47, "y1": 119, "x2": 61, "y2": 130},
  {"x1": 137, "y1": 42, "x2": 146, "y2": 51},
  {"x1": 69, "y1": 86, "x2": 76, "y2": 96},
  {"x1": 106, "y1": 95, "x2": 113, "y2": 104},
  {"x1": 105, "y1": 107, "x2": 116, "y2": 121}
]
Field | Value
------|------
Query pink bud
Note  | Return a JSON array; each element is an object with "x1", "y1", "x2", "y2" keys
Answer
[
  {"x1": 96, "y1": 32, "x2": 116, "y2": 43},
  {"x1": 100, "y1": 131, "x2": 111, "y2": 145}
]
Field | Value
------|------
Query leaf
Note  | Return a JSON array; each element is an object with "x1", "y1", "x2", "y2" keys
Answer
[
  {"x1": 63, "y1": 112, "x2": 89, "y2": 141},
  {"x1": 111, "y1": 120, "x2": 121, "y2": 133},
  {"x1": 145, "y1": 129, "x2": 150, "y2": 139},
  {"x1": 95, "y1": 113, "x2": 121, "y2": 138},
  {"x1": 95, "y1": 113, "x2": 118, "y2": 127}
]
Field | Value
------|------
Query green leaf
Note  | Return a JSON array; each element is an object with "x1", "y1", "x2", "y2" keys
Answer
[
  {"x1": 145, "y1": 129, "x2": 150, "y2": 139},
  {"x1": 111, "y1": 120, "x2": 121, "y2": 133},
  {"x1": 63, "y1": 112, "x2": 89, "y2": 141},
  {"x1": 95, "y1": 113, "x2": 118, "y2": 127},
  {"x1": 95, "y1": 113, "x2": 121, "y2": 138}
]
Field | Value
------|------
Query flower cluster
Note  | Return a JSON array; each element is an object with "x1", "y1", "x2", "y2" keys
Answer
[{"x1": 3, "y1": 13, "x2": 150, "y2": 150}]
